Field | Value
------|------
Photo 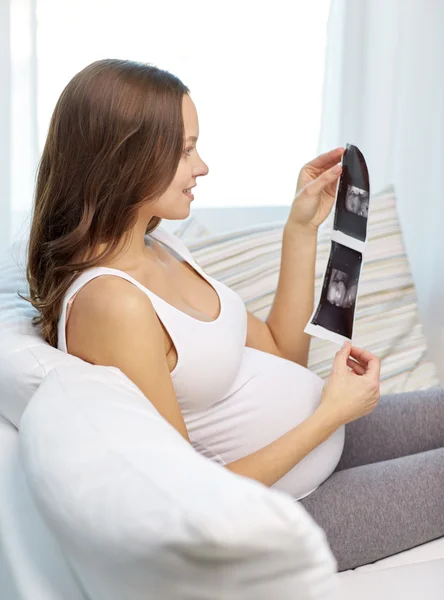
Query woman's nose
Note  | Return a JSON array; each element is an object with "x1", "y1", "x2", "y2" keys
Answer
[{"x1": 201, "y1": 160, "x2": 209, "y2": 176}]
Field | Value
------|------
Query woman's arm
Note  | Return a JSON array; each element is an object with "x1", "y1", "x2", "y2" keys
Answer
[
  {"x1": 224, "y1": 402, "x2": 339, "y2": 487},
  {"x1": 265, "y1": 223, "x2": 318, "y2": 367},
  {"x1": 261, "y1": 148, "x2": 344, "y2": 368}
]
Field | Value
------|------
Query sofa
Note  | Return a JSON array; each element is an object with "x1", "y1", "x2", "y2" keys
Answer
[{"x1": 1, "y1": 187, "x2": 444, "y2": 599}]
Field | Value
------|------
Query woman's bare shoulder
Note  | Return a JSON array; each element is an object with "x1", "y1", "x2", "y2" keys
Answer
[
  {"x1": 72, "y1": 274, "x2": 149, "y2": 313},
  {"x1": 67, "y1": 274, "x2": 160, "y2": 358}
]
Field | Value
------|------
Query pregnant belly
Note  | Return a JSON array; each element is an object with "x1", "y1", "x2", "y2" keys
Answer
[{"x1": 185, "y1": 346, "x2": 345, "y2": 500}]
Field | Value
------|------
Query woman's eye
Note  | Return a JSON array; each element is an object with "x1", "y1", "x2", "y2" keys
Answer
[{"x1": 184, "y1": 147, "x2": 193, "y2": 156}]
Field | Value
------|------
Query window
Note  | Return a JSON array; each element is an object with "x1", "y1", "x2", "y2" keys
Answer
[{"x1": 11, "y1": 0, "x2": 331, "y2": 243}]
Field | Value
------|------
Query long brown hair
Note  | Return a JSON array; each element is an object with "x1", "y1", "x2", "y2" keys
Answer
[{"x1": 19, "y1": 58, "x2": 190, "y2": 348}]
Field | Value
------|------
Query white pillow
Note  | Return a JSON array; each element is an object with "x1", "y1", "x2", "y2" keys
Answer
[
  {"x1": 0, "y1": 239, "x2": 83, "y2": 427},
  {"x1": 20, "y1": 363, "x2": 338, "y2": 600},
  {"x1": 0, "y1": 415, "x2": 87, "y2": 600}
]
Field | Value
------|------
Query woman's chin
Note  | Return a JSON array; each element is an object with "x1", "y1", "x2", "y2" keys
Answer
[
  {"x1": 180, "y1": 203, "x2": 192, "y2": 218},
  {"x1": 160, "y1": 205, "x2": 192, "y2": 222}
]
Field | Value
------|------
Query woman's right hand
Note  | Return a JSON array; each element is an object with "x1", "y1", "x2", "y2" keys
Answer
[{"x1": 318, "y1": 342, "x2": 381, "y2": 427}]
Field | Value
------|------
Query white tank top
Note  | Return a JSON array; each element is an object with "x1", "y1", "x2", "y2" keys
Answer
[{"x1": 57, "y1": 226, "x2": 345, "y2": 500}]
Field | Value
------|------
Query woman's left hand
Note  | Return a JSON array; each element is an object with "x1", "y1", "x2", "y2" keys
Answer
[{"x1": 288, "y1": 147, "x2": 345, "y2": 232}]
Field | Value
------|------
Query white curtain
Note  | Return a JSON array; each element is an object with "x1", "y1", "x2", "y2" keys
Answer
[
  {"x1": 318, "y1": 0, "x2": 444, "y2": 380},
  {"x1": 0, "y1": 0, "x2": 12, "y2": 253},
  {"x1": 1, "y1": 0, "x2": 39, "y2": 254}
]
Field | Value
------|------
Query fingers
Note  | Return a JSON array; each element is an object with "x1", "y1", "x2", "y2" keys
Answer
[
  {"x1": 333, "y1": 341, "x2": 351, "y2": 370},
  {"x1": 365, "y1": 355, "x2": 381, "y2": 380},
  {"x1": 304, "y1": 147, "x2": 345, "y2": 171},
  {"x1": 350, "y1": 346, "x2": 381, "y2": 379},
  {"x1": 347, "y1": 358, "x2": 366, "y2": 376},
  {"x1": 340, "y1": 341, "x2": 352, "y2": 356},
  {"x1": 349, "y1": 346, "x2": 376, "y2": 366},
  {"x1": 304, "y1": 162, "x2": 342, "y2": 197}
]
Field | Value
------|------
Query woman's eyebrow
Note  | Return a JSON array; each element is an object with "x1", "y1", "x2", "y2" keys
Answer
[{"x1": 186, "y1": 136, "x2": 198, "y2": 142}]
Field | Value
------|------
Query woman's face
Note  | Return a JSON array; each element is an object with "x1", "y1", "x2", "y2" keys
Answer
[{"x1": 151, "y1": 94, "x2": 209, "y2": 220}]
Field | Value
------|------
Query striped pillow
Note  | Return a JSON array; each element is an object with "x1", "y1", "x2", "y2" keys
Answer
[{"x1": 180, "y1": 188, "x2": 439, "y2": 394}]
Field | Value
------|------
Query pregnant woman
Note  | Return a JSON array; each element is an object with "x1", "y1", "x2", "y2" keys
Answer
[{"x1": 22, "y1": 58, "x2": 444, "y2": 572}]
